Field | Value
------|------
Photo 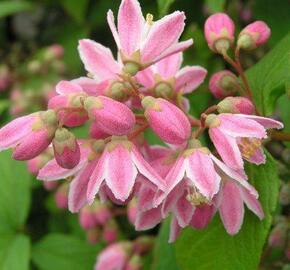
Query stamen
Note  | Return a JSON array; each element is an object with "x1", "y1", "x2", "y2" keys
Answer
[
  {"x1": 146, "y1": 13, "x2": 154, "y2": 25},
  {"x1": 186, "y1": 186, "x2": 210, "y2": 206},
  {"x1": 239, "y1": 138, "x2": 262, "y2": 160}
]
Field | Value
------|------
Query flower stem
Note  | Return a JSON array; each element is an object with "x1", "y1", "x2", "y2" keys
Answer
[
  {"x1": 269, "y1": 130, "x2": 290, "y2": 141},
  {"x1": 128, "y1": 123, "x2": 149, "y2": 140}
]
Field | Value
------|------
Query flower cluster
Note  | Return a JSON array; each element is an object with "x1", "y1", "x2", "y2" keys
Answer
[{"x1": 0, "y1": 0, "x2": 284, "y2": 269}]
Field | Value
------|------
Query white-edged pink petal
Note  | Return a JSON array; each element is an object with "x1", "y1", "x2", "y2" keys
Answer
[
  {"x1": 209, "y1": 127, "x2": 244, "y2": 170},
  {"x1": 136, "y1": 176, "x2": 158, "y2": 211},
  {"x1": 240, "y1": 187, "x2": 264, "y2": 219},
  {"x1": 155, "y1": 53, "x2": 182, "y2": 79},
  {"x1": 134, "y1": 66, "x2": 155, "y2": 90},
  {"x1": 56, "y1": 80, "x2": 82, "y2": 95},
  {"x1": 71, "y1": 77, "x2": 109, "y2": 96},
  {"x1": 135, "y1": 206, "x2": 162, "y2": 231},
  {"x1": 141, "y1": 11, "x2": 186, "y2": 63},
  {"x1": 107, "y1": 10, "x2": 121, "y2": 49},
  {"x1": 248, "y1": 146, "x2": 266, "y2": 165},
  {"x1": 190, "y1": 204, "x2": 215, "y2": 229},
  {"x1": 218, "y1": 114, "x2": 267, "y2": 138},
  {"x1": 219, "y1": 181, "x2": 244, "y2": 235},
  {"x1": 173, "y1": 192, "x2": 195, "y2": 227},
  {"x1": 106, "y1": 145, "x2": 138, "y2": 201},
  {"x1": 236, "y1": 114, "x2": 284, "y2": 129},
  {"x1": 175, "y1": 66, "x2": 207, "y2": 93},
  {"x1": 78, "y1": 39, "x2": 121, "y2": 80},
  {"x1": 169, "y1": 217, "x2": 182, "y2": 243},
  {"x1": 185, "y1": 151, "x2": 221, "y2": 199},
  {"x1": 117, "y1": 0, "x2": 144, "y2": 56}
]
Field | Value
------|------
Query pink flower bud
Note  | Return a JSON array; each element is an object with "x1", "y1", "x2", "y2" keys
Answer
[
  {"x1": 209, "y1": 70, "x2": 239, "y2": 99},
  {"x1": 27, "y1": 152, "x2": 51, "y2": 175},
  {"x1": 45, "y1": 44, "x2": 64, "y2": 60},
  {"x1": 127, "y1": 198, "x2": 137, "y2": 225},
  {"x1": 79, "y1": 205, "x2": 97, "y2": 229},
  {"x1": 102, "y1": 220, "x2": 118, "y2": 244},
  {"x1": 94, "y1": 202, "x2": 112, "y2": 225},
  {"x1": 238, "y1": 21, "x2": 271, "y2": 50},
  {"x1": 133, "y1": 236, "x2": 155, "y2": 255},
  {"x1": 84, "y1": 96, "x2": 135, "y2": 136},
  {"x1": 217, "y1": 97, "x2": 255, "y2": 114},
  {"x1": 86, "y1": 227, "x2": 101, "y2": 244},
  {"x1": 268, "y1": 218, "x2": 288, "y2": 248},
  {"x1": 11, "y1": 110, "x2": 58, "y2": 160},
  {"x1": 125, "y1": 255, "x2": 142, "y2": 270},
  {"x1": 43, "y1": 181, "x2": 58, "y2": 191},
  {"x1": 89, "y1": 122, "x2": 109, "y2": 139},
  {"x1": 54, "y1": 183, "x2": 68, "y2": 209},
  {"x1": 204, "y1": 13, "x2": 235, "y2": 53},
  {"x1": 53, "y1": 128, "x2": 80, "y2": 169},
  {"x1": 142, "y1": 96, "x2": 191, "y2": 145}
]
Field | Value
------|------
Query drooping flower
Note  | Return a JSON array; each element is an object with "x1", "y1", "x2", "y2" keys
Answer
[
  {"x1": 107, "y1": 0, "x2": 193, "y2": 75},
  {"x1": 206, "y1": 113, "x2": 283, "y2": 170},
  {"x1": 217, "y1": 96, "x2": 255, "y2": 115}
]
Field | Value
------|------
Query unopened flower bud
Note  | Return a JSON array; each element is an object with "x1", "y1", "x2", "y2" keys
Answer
[
  {"x1": 204, "y1": 13, "x2": 235, "y2": 53},
  {"x1": 27, "y1": 152, "x2": 51, "y2": 175},
  {"x1": 54, "y1": 183, "x2": 68, "y2": 209},
  {"x1": 107, "y1": 81, "x2": 130, "y2": 101},
  {"x1": 133, "y1": 236, "x2": 155, "y2": 255},
  {"x1": 127, "y1": 198, "x2": 137, "y2": 225},
  {"x1": 86, "y1": 227, "x2": 101, "y2": 244},
  {"x1": 43, "y1": 181, "x2": 58, "y2": 191},
  {"x1": 102, "y1": 220, "x2": 118, "y2": 244},
  {"x1": 142, "y1": 96, "x2": 191, "y2": 145},
  {"x1": 94, "y1": 201, "x2": 112, "y2": 225},
  {"x1": 89, "y1": 122, "x2": 109, "y2": 139},
  {"x1": 125, "y1": 254, "x2": 142, "y2": 270},
  {"x1": 154, "y1": 82, "x2": 174, "y2": 99},
  {"x1": 53, "y1": 128, "x2": 80, "y2": 169},
  {"x1": 79, "y1": 205, "x2": 97, "y2": 229},
  {"x1": 44, "y1": 44, "x2": 64, "y2": 61},
  {"x1": 238, "y1": 21, "x2": 271, "y2": 50},
  {"x1": 123, "y1": 62, "x2": 141, "y2": 76},
  {"x1": 84, "y1": 96, "x2": 135, "y2": 136},
  {"x1": 268, "y1": 217, "x2": 288, "y2": 248},
  {"x1": 217, "y1": 97, "x2": 254, "y2": 114},
  {"x1": 209, "y1": 70, "x2": 239, "y2": 99}
]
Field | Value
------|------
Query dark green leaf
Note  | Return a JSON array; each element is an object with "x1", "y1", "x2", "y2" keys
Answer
[
  {"x1": 0, "y1": 1, "x2": 34, "y2": 18},
  {"x1": 157, "y1": 0, "x2": 175, "y2": 17},
  {"x1": 32, "y1": 233, "x2": 102, "y2": 270},
  {"x1": 152, "y1": 219, "x2": 180, "y2": 270},
  {"x1": 0, "y1": 150, "x2": 31, "y2": 233},
  {"x1": 61, "y1": 0, "x2": 89, "y2": 24},
  {"x1": 175, "y1": 152, "x2": 280, "y2": 270},
  {"x1": 0, "y1": 234, "x2": 30, "y2": 270},
  {"x1": 246, "y1": 32, "x2": 290, "y2": 115}
]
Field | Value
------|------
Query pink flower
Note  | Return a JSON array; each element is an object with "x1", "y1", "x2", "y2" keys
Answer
[
  {"x1": 87, "y1": 136, "x2": 166, "y2": 203},
  {"x1": 135, "y1": 53, "x2": 207, "y2": 107},
  {"x1": 107, "y1": 0, "x2": 193, "y2": 74},
  {"x1": 79, "y1": 205, "x2": 98, "y2": 229},
  {"x1": 206, "y1": 113, "x2": 283, "y2": 169},
  {"x1": 54, "y1": 183, "x2": 69, "y2": 209},
  {"x1": 217, "y1": 179, "x2": 264, "y2": 235},
  {"x1": 142, "y1": 96, "x2": 191, "y2": 145},
  {"x1": 238, "y1": 21, "x2": 271, "y2": 50},
  {"x1": 84, "y1": 96, "x2": 135, "y2": 136},
  {"x1": 102, "y1": 220, "x2": 118, "y2": 243},
  {"x1": 217, "y1": 96, "x2": 255, "y2": 114},
  {"x1": 127, "y1": 198, "x2": 137, "y2": 225},
  {"x1": 95, "y1": 242, "x2": 132, "y2": 270},
  {"x1": 0, "y1": 110, "x2": 57, "y2": 160},
  {"x1": 204, "y1": 13, "x2": 235, "y2": 53},
  {"x1": 53, "y1": 128, "x2": 80, "y2": 169},
  {"x1": 209, "y1": 70, "x2": 239, "y2": 99}
]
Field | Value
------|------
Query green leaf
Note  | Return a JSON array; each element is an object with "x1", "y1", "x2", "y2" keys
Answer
[
  {"x1": 277, "y1": 94, "x2": 290, "y2": 147},
  {"x1": 32, "y1": 234, "x2": 102, "y2": 270},
  {"x1": 0, "y1": 234, "x2": 30, "y2": 270},
  {"x1": 157, "y1": 0, "x2": 175, "y2": 17},
  {"x1": 205, "y1": 0, "x2": 225, "y2": 13},
  {"x1": 246, "y1": 32, "x2": 290, "y2": 115},
  {"x1": 152, "y1": 219, "x2": 180, "y2": 270},
  {"x1": 0, "y1": 1, "x2": 34, "y2": 19},
  {"x1": 0, "y1": 150, "x2": 31, "y2": 233},
  {"x1": 174, "y1": 152, "x2": 280, "y2": 270},
  {"x1": 61, "y1": 0, "x2": 89, "y2": 24}
]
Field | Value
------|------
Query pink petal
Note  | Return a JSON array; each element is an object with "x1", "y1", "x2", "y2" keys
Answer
[
  {"x1": 218, "y1": 114, "x2": 267, "y2": 138},
  {"x1": 236, "y1": 114, "x2": 284, "y2": 129},
  {"x1": 155, "y1": 53, "x2": 182, "y2": 79},
  {"x1": 56, "y1": 80, "x2": 82, "y2": 95},
  {"x1": 175, "y1": 66, "x2": 207, "y2": 93},
  {"x1": 169, "y1": 217, "x2": 182, "y2": 243},
  {"x1": 173, "y1": 192, "x2": 195, "y2": 227},
  {"x1": 152, "y1": 39, "x2": 193, "y2": 64},
  {"x1": 135, "y1": 205, "x2": 162, "y2": 230},
  {"x1": 87, "y1": 151, "x2": 108, "y2": 204},
  {"x1": 0, "y1": 114, "x2": 35, "y2": 150},
  {"x1": 78, "y1": 39, "x2": 121, "y2": 80},
  {"x1": 107, "y1": 10, "x2": 121, "y2": 49},
  {"x1": 240, "y1": 187, "x2": 264, "y2": 219},
  {"x1": 141, "y1": 11, "x2": 186, "y2": 63},
  {"x1": 248, "y1": 146, "x2": 266, "y2": 165},
  {"x1": 219, "y1": 181, "x2": 244, "y2": 235},
  {"x1": 209, "y1": 127, "x2": 244, "y2": 170},
  {"x1": 117, "y1": 0, "x2": 144, "y2": 56},
  {"x1": 185, "y1": 151, "x2": 221, "y2": 199},
  {"x1": 134, "y1": 66, "x2": 155, "y2": 90},
  {"x1": 106, "y1": 145, "x2": 138, "y2": 201},
  {"x1": 210, "y1": 154, "x2": 258, "y2": 198},
  {"x1": 136, "y1": 176, "x2": 158, "y2": 211},
  {"x1": 190, "y1": 204, "x2": 215, "y2": 229},
  {"x1": 71, "y1": 77, "x2": 109, "y2": 96},
  {"x1": 131, "y1": 146, "x2": 166, "y2": 191}
]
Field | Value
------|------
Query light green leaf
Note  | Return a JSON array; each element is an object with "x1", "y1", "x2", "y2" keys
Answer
[
  {"x1": 32, "y1": 234, "x2": 102, "y2": 270},
  {"x1": 152, "y1": 219, "x2": 180, "y2": 270},
  {"x1": 205, "y1": 0, "x2": 225, "y2": 13},
  {"x1": 0, "y1": 1, "x2": 34, "y2": 18},
  {"x1": 157, "y1": 0, "x2": 175, "y2": 17},
  {"x1": 0, "y1": 234, "x2": 30, "y2": 270},
  {"x1": 0, "y1": 150, "x2": 31, "y2": 233},
  {"x1": 174, "y1": 152, "x2": 279, "y2": 270},
  {"x1": 246, "y1": 32, "x2": 290, "y2": 115}
]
